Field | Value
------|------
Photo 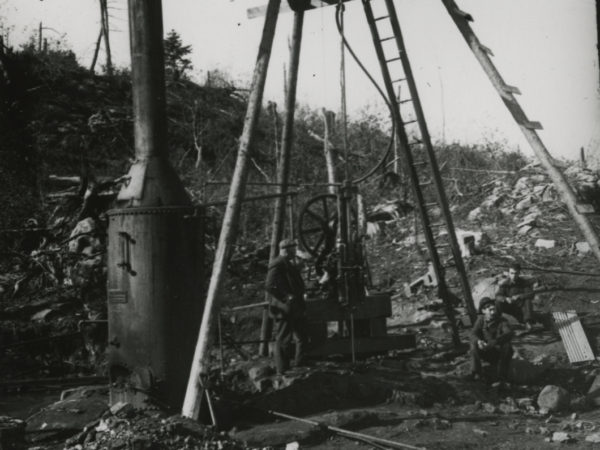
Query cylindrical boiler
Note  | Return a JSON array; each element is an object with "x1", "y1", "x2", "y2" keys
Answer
[{"x1": 107, "y1": 204, "x2": 204, "y2": 409}]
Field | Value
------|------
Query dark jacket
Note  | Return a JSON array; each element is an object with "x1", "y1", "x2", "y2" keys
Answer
[
  {"x1": 266, "y1": 255, "x2": 305, "y2": 319},
  {"x1": 495, "y1": 277, "x2": 534, "y2": 303},
  {"x1": 471, "y1": 315, "x2": 514, "y2": 348}
]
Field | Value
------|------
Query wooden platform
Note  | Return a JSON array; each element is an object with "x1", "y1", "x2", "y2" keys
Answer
[
  {"x1": 305, "y1": 293, "x2": 392, "y2": 322},
  {"x1": 304, "y1": 292, "x2": 415, "y2": 356}
]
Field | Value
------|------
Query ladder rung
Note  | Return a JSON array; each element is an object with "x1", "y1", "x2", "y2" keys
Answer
[
  {"x1": 429, "y1": 222, "x2": 445, "y2": 228},
  {"x1": 504, "y1": 84, "x2": 521, "y2": 95},
  {"x1": 386, "y1": 57, "x2": 401, "y2": 63},
  {"x1": 436, "y1": 243, "x2": 451, "y2": 248},
  {"x1": 453, "y1": 7, "x2": 473, "y2": 22},
  {"x1": 399, "y1": 98, "x2": 412, "y2": 104},
  {"x1": 404, "y1": 119, "x2": 418, "y2": 125},
  {"x1": 419, "y1": 180, "x2": 433, "y2": 187},
  {"x1": 379, "y1": 36, "x2": 395, "y2": 42},
  {"x1": 424, "y1": 202, "x2": 438, "y2": 208},
  {"x1": 523, "y1": 120, "x2": 543, "y2": 130},
  {"x1": 409, "y1": 140, "x2": 422, "y2": 145},
  {"x1": 413, "y1": 160, "x2": 427, "y2": 166},
  {"x1": 479, "y1": 44, "x2": 494, "y2": 56},
  {"x1": 392, "y1": 78, "x2": 406, "y2": 83},
  {"x1": 374, "y1": 15, "x2": 390, "y2": 21}
]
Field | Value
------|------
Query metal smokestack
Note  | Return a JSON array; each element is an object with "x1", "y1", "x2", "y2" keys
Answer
[
  {"x1": 107, "y1": 0, "x2": 204, "y2": 409},
  {"x1": 117, "y1": 0, "x2": 189, "y2": 207}
]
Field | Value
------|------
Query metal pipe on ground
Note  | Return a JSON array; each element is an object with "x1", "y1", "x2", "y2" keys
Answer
[
  {"x1": 268, "y1": 409, "x2": 426, "y2": 450},
  {"x1": 181, "y1": 0, "x2": 282, "y2": 419}
]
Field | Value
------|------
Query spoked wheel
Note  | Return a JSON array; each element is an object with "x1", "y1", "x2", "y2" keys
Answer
[
  {"x1": 298, "y1": 194, "x2": 338, "y2": 257},
  {"x1": 298, "y1": 194, "x2": 358, "y2": 257}
]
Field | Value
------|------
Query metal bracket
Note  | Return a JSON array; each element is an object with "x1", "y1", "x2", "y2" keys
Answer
[{"x1": 117, "y1": 231, "x2": 137, "y2": 275}]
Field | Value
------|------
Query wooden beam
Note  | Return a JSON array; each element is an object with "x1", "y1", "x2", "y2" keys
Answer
[
  {"x1": 181, "y1": 0, "x2": 282, "y2": 420},
  {"x1": 442, "y1": 0, "x2": 600, "y2": 265},
  {"x1": 259, "y1": 10, "x2": 305, "y2": 356},
  {"x1": 247, "y1": 0, "x2": 354, "y2": 19}
]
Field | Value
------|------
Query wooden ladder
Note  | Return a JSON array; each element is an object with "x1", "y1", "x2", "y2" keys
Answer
[{"x1": 361, "y1": 0, "x2": 477, "y2": 337}]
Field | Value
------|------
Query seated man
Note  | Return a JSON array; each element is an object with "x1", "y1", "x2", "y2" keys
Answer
[
  {"x1": 495, "y1": 262, "x2": 536, "y2": 329},
  {"x1": 470, "y1": 297, "x2": 514, "y2": 384}
]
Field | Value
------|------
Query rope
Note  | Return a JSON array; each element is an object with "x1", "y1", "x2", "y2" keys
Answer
[{"x1": 334, "y1": 2, "x2": 397, "y2": 184}]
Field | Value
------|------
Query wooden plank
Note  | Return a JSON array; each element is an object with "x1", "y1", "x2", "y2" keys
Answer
[
  {"x1": 552, "y1": 311, "x2": 595, "y2": 363},
  {"x1": 247, "y1": 1, "x2": 354, "y2": 19}
]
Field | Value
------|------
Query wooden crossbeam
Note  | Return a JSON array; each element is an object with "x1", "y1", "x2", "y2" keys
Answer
[{"x1": 247, "y1": 0, "x2": 354, "y2": 19}]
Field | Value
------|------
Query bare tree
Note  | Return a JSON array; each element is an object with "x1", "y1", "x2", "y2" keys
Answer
[{"x1": 90, "y1": 0, "x2": 112, "y2": 74}]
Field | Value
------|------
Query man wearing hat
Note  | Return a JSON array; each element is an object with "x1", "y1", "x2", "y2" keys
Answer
[
  {"x1": 469, "y1": 297, "x2": 514, "y2": 383},
  {"x1": 265, "y1": 238, "x2": 308, "y2": 374}
]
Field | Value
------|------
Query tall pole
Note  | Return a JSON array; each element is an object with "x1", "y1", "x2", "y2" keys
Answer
[
  {"x1": 338, "y1": 2, "x2": 349, "y2": 182},
  {"x1": 442, "y1": 0, "x2": 600, "y2": 264},
  {"x1": 322, "y1": 108, "x2": 337, "y2": 194},
  {"x1": 182, "y1": 0, "x2": 282, "y2": 419},
  {"x1": 259, "y1": 10, "x2": 305, "y2": 356}
]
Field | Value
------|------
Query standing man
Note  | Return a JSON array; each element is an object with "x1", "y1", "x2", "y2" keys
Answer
[
  {"x1": 266, "y1": 238, "x2": 308, "y2": 375},
  {"x1": 470, "y1": 297, "x2": 514, "y2": 384},
  {"x1": 495, "y1": 262, "x2": 536, "y2": 329}
]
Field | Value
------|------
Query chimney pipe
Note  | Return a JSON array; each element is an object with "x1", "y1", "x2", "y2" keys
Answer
[{"x1": 129, "y1": 0, "x2": 167, "y2": 160}]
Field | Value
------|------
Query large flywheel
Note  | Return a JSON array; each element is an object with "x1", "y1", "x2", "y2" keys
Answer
[{"x1": 298, "y1": 193, "x2": 358, "y2": 257}]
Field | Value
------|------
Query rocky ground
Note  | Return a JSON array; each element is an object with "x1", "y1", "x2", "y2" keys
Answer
[{"x1": 1, "y1": 160, "x2": 600, "y2": 449}]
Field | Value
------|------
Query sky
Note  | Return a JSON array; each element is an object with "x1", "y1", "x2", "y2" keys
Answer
[{"x1": 2, "y1": 0, "x2": 599, "y2": 161}]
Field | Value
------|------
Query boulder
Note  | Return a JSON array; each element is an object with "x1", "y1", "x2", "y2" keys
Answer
[
  {"x1": 535, "y1": 239, "x2": 555, "y2": 249},
  {"x1": 537, "y1": 385, "x2": 571, "y2": 412},
  {"x1": 515, "y1": 196, "x2": 533, "y2": 211},
  {"x1": 518, "y1": 225, "x2": 533, "y2": 235},
  {"x1": 551, "y1": 432, "x2": 573, "y2": 443},
  {"x1": 467, "y1": 207, "x2": 482, "y2": 222},
  {"x1": 575, "y1": 241, "x2": 591, "y2": 255},
  {"x1": 586, "y1": 433, "x2": 600, "y2": 443}
]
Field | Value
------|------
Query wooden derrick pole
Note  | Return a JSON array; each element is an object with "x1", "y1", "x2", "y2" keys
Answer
[
  {"x1": 322, "y1": 108, "x2": 337, "y2": 194},
  {"x1": 442, "y1": 0, "x2": 600, "y2": 264},
  {"x1": 259, "y1": 10, "x2": 305, "y2": 356},
  {"x1": 182, "y1": 0, "x2": 282, "y2": 418}
]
